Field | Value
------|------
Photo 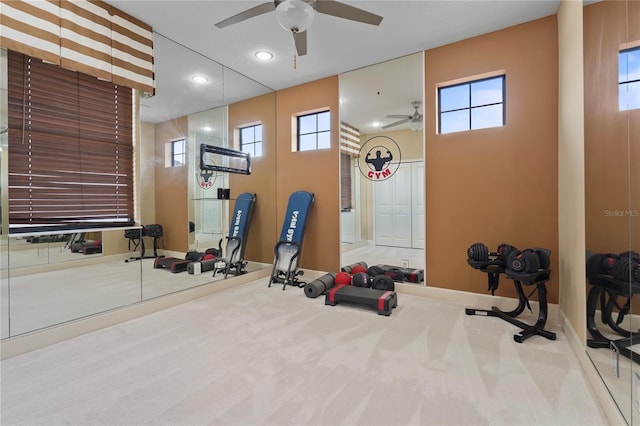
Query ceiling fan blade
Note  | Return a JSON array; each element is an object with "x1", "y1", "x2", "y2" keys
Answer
[
  {"x1": 293, "y1": 30, "x2": 307, "y2": 56},
  {"x1": 382, "y1": 118, "x2": 409, "y2": 129},
  {"x1": 386, "y1": 114, "x2": 411, "y2": 119},
  {"x1": 315, "y1": 0, "x2": 383, "y2": 26},
  {"x1": 215, "y1": 2, "x2": 276, "y2": 28}
]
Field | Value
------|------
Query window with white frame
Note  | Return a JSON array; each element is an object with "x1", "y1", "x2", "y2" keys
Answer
[
  {"x1": 297, "y1": 110, "x2": 330, "y2": 151},
  {"x1": 240, "y1": 124, "x2": 263, "y2": 157},
  {"x1": 619, "y1": 46, "x2": 640, "y2": 111},
  {"x1": 438, "y1": 75, "x2": 505, "y2": 134}
]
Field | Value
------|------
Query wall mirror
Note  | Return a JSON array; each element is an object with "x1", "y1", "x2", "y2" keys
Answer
[
  {"x1": 583, "y1": 0, "x2": 639, "y2": 423},
  {"x1": 339, "y1": 52, "x2": 425, "y2": 275},
  {"x1": 1, "y1": 30, "x2": 274, "y2": 339}
]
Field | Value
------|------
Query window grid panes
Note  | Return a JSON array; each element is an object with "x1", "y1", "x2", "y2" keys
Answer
[
  {"x1": 438, "y1": 75, "x2": 505, "y2": 134},
  {"x1": 297, "y1": 110, "x2": 330, "y2": 151},
  {"x1": 171, "y1": 139, "x2": 185, "y2": 167},
  {"x1": 619, "y1": 46, "x2": 640, "y2": 111},
  {"x1": 240, "y1": 124, "x2": 263, "y2": 157}
]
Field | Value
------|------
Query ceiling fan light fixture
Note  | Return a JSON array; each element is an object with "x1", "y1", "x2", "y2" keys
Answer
[
  {"x1": 276, "y1": 0, "x2": 315, "y2": 33},
  {"x1": 408, "y1": 120, "x2": 423, "y2": 132}
]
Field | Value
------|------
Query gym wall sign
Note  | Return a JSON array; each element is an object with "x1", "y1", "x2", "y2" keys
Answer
[{"x1": 357, "y1": 136, "x2": 402, "y2": 181}]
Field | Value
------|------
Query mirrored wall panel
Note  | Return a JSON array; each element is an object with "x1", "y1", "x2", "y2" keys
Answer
[
  {"x1": 583, "y1": 1, "x2": 639, "y2": 423},
  {"x1": 1, "y1": 30, "x2": 274, "y2": 338},
  {"x1": 339, "y1": 53, "x2": 425, "y2": 276}
]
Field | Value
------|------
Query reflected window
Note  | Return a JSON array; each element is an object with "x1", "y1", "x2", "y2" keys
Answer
[
  {"x1": 171, "y1": 139, "x2": 185, "y2": 167},
  {"x1": 619, "y1": 46, "x2": 640, "y2": 111},
  {"x1": 438, "y1": 75, "x2": 505, "y2": 134},
  {"x1": 297, "y1": 110, "x2": 330, "y2": 151},
  {"x1": 240, "y1": 124, "x2": 263, "y2": 157}
]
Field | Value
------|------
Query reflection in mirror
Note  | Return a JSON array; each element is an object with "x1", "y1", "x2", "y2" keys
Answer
[
  {"x1": 188, "y1": 107, "x2": 229, "y2": 254},
  {"x1": 339, "y1": 53, "x2": 425, "y2": 276},
  {"x1": 583, "y1": 1, "x2": 639, "y2": 423},
  {"x1": 1, "y1": 27, "x2": 274, "y2": 338},
  {"x1": 3, "y1": 230, "x2": 142, "y2": 337}
]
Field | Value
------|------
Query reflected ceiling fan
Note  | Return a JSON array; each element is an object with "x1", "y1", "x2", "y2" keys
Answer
[
  {"x1": 215, "y1": 0, "x2": 383, "y2": 57},
  {"x1": 382, "y1": 101, "x2": 424, "y2": 131}
]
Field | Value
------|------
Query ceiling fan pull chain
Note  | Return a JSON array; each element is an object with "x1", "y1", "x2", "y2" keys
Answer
[{"x1": 294, "y1": 53, "x2": 297, "y2": 70}]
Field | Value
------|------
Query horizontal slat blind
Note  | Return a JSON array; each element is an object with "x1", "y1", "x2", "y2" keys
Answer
[
  {"x1": 340, "y1": 121, "x2": 360, "y2": 156},
  {"x1": 8, "y1": 50, "x2": 134, "y2": 233}
]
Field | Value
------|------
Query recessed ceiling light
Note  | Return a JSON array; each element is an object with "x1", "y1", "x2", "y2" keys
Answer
[
  {"x1": 372, "y1": 121, "x2": 380, "y2": 127},
  {"x1": 192, "y1": 75, "x2": 208, "y2": 84},
  {"x1": 203, "y1": 126, "x2": 212, "y2": 132},
  {"x1": 255, "y1": 51, "x2": 273, "y2": 61}
]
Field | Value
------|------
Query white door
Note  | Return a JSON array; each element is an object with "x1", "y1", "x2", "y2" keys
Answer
[
  {"x1": 411, "y1": 162, "x2": 425, "y2": 249},
  {"x1": 374, "y1": 163, "x2": 412, "y2": 248}
]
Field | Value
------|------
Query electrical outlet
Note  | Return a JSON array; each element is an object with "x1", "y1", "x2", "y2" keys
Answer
[{"x1": 401, "y1": 259, "x2": 409, "y2": 268}]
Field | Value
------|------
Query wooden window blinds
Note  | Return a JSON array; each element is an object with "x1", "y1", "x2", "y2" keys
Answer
[{"x1": 7, "y1": 50, "x2": 134, "y2": 233}]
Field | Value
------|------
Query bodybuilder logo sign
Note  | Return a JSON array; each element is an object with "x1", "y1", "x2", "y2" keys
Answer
[{"x1": 357, "y1": 136, "x2": 401, "y2": 181}]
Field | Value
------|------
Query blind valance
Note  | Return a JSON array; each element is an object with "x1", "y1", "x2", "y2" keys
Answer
[{"x1": 0, "y1": 0, "x2": 154, "y2": 95}]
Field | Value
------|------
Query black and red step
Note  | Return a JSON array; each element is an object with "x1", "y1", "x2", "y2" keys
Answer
[{"x1": 325, "y1": 284, "x2": 398, "y2": 316}]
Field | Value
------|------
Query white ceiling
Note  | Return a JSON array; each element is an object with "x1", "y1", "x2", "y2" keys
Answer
[{"x1": 105, "y1": 0, "x2": 561, "y2": 129}]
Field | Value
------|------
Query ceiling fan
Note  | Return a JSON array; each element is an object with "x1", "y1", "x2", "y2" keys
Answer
[
  {"x1": 382, "y1": 101, "x2": 424, "y2": 131},
  {"x1": 215, "y1": 0, "x2": 383, "y2": 57}
]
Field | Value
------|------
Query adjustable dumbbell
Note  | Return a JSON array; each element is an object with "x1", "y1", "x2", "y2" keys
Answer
[
  {"x1": 507, "y1": 248, "x2": 551, "y2": 273},
  {"x1": 586, "y1": 253, "x2": 619, "y2": 276},
  {"x1": 467, "y1": 242, "x2": 518, "y2": 262},
  {"x1": 612, "y1": 256, "x2": 640, "y2": 283}
]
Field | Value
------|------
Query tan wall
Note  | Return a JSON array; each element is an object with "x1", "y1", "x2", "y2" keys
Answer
[
  {"x1": 154, "y1": 117, "x2": 189, "y2": 253},
  {"x1": 557, "y1": 0, "x2": 585, "y2": 341},
  {"x1": 424, "y1": 16, "x2": 560, "y2": 302},
  {"x1": 584, "y1": 0, "x2": 640, "y2": 255},
  {"x1": 275, "y1": 76, "x2": 340, "y2": 272},
  {"x1": 229, "y1": 92, "x2": 277, "y2": 264}
]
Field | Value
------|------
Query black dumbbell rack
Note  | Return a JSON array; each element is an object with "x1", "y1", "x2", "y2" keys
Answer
[
  {"x1": 586, "y1": 274, "x2": 640, "y2": 365},
  {"x1": 465, "y1": 259, "x2": 556, "y2": 343}
]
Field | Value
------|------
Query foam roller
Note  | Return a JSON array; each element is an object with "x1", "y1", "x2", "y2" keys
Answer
[
  {"x1": 304, "y1": 272, "x2": 337, "y2": 298},
  {"x1": 341, "y1": 261, "x2": 369, "y2": 274}
]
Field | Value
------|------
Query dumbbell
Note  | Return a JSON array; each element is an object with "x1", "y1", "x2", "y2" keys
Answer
[
  {"x1": 507, "y1": 248, "x2": 551, "y2": 273},
  {"x1": 612, "y1": 256, "x2": 640, "y2": 283},
  {"x1": 467, "y1": 242, "x2": 518, "y2": 262},
  {"x1": 586, "y1": 253, "x2": 619, "y2": 276}
]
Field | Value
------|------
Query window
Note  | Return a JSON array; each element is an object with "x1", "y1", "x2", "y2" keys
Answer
[
  {"x1": 171, "y1": 139, "x2": 186, "y2": 167},
  {"x1": 240, "y1": 124, "x2": 263, "y2": 157},
  {"x1": 438, "y1": 75, "x2": 505, "y2": 134},
  {"x1": 619, "y1": 46, "x2": 640, "y2": 111},
  {"x1": 7, "y1": 50, "x2": 134, "y2": 233},
  {"x1": 297, "y1": 110, "x2": 330, "y2": 151}
]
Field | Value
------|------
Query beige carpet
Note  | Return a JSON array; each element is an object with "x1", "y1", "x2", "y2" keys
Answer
[{"x1": 1, "y1": 277, "x2": 607, "y2": 425}]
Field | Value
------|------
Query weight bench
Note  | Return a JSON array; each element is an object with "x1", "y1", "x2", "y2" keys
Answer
[
  {"x1": 465, "y1": 244, "x2": 556, "y2": 343},
  {"x1": 325, "y1": 284, "x2": 398, "y2": 316},
  {"x1": 124, "y1": 224, "x2": 163, "y2": 262}
]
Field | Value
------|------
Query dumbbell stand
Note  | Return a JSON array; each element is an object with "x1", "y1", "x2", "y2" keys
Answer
[
  {"x1": 586, "y1": 274, "x2": 640, "y2": 350},
  {"x1": 466, "y1": 270, "x2": 556, "y2": 343}
]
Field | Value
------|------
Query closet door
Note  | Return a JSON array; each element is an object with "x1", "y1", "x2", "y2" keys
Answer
[{"x1": 374, "y1": 163, "x2": 412, "y2": 247}]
